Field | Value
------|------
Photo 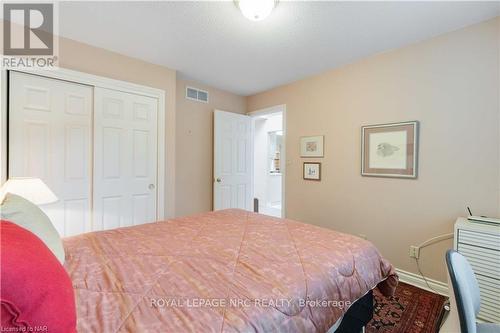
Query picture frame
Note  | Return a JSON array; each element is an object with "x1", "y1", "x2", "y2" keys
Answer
[
  {"x1": 361, "y1": 121, "x2": 419, "y2": 178},
  {"x1": 303, "y1": 162, "x2": 321, "y2": 181},
  {"x1": 300, "y1": 135, "x2": 324, "y2": 157}
]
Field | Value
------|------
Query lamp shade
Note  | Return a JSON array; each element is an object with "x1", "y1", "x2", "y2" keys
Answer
[{"x1": 0, "y1": 178, "x2": 58, "y2": 205}]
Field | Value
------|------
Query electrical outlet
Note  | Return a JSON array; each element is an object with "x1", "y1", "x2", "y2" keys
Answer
[{"x1": 409, "y1": 246, "x2": 420, "y2": 259}]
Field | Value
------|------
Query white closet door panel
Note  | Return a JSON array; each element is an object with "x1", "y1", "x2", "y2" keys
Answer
[
  {"x1": 24, "y1": 120, "x2": 50, "y2": 178},
  {"x1": 102, "y1": 195, "x2": 123, "y2": 230},
  {"x1": 9, "y1": 72, "x2": 93, "y2": 236},
  {"x1": 93, "y1": 87, "x2": 157, "y2": 231},
  {"x1": 64, "y1": 199, "x2": 89, "y2": 235}
]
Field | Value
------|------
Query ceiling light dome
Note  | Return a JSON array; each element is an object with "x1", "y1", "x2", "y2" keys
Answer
[{"x1": 237, "y1": 0, "x2": 277, "y2": 22}]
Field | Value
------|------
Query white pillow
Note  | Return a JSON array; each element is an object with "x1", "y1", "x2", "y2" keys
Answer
[{"x1": 0, "y1": 193, "x2": 65, "y2": 264}]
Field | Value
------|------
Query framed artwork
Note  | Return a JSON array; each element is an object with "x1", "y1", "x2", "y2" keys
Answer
[
  {"x1": 300, "y1": 135, "x2": 324, "y2": 157},
  {"x1": 361, "y1": 121, "x2": 419, "y2": 178},
  {"x1": 303, "y1": 162, "x2": 321, "y2": 181}
]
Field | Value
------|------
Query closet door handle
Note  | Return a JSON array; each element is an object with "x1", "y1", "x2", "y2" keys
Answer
[{"x1": 148, "y1": 184, "x2": 155, "y2": 190}]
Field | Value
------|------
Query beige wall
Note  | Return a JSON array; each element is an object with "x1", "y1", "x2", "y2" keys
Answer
[
  {"x1": 247, "y1": 18, "x2": 500, "y2": 282},
  {"x1": 175, "y1": 79, "x2": 246, "y2": 216},
  {"x1": 58, "y1": 37, "x2": 177, "y2": 218}
]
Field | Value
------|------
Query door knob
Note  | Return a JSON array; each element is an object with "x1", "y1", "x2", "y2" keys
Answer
[
  {"x1": 148, "y1": 184, "x2": 155, "y2": 190},
  {"x1": 216, "y1": 178, "x2": 221, "y2": 183}
]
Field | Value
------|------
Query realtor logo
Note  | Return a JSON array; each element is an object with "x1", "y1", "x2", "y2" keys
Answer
[
  {"x1": 2, "y1": 2, "x2": 58, "y2": 69},
  {"x1": 3, "y1": 3, "x2": 53, "y2": 55}
]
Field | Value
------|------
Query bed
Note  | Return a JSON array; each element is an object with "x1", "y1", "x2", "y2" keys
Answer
[{"x1": 64, "y1": 209, "x2": 398, "y2": 332}]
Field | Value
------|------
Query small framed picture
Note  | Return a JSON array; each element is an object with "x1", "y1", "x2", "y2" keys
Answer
[
  {"x1": 303, "y1": 162, "x2": 321, "y2": 181},
  {"x1": 300, "y1": 135, "x2": 324, "y2": 158},
  {"x1": 361, "y1": 121, "x2": 419, "y2": 178}
]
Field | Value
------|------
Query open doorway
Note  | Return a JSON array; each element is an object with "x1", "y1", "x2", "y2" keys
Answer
[{"x1": 250, "y1": 105, "x2": 285, "y2": 218}]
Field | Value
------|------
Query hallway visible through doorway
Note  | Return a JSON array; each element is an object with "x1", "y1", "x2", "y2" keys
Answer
[{"x1": 251, "y1": 107, "x2": 284, "y2": 218}]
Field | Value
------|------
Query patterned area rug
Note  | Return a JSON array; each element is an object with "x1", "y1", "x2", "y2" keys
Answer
[{"x1": 366, "y1": 282, "x2": 448, "y2": 333}]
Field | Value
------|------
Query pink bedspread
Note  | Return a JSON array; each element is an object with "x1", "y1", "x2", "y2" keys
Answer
[{"x1": 64, "y1": 209, "x2": 397, "y2": 332}]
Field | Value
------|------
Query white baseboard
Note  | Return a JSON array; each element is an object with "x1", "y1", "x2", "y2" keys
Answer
[{"x1": 396, "y1": 268, "x2": 449, "y2": 296}]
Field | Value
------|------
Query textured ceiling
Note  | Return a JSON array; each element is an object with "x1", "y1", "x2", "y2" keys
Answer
[{"x1": 59, "y1": 1, "x2": 499, "y2": 96}]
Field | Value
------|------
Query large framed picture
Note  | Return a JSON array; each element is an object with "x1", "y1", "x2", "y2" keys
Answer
[
  {"x1": 303, "y1": 162, "x2": 321, "y2": 181},
  {"x1": 300, "y1": 135, "x2": 324, "y2": 157},
  {"x1": 361, "y1": 121, "x2": 419, "y2": 178}
]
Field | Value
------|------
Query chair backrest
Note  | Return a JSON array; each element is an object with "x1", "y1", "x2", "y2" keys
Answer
[{"x1": 446, "y1": 249, "x2": 481, "y2": 333}]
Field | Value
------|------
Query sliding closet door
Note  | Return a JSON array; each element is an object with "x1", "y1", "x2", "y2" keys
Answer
[
  {"x1": 9, "y1": 71, "x2": 93, "y2": 236},
  {"x1": 93, "y1": 87, "x2": 158, "y2": 230}
]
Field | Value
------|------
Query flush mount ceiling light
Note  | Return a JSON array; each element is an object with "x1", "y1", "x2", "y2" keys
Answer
[{"x1": 236, "y1": 0, "x2": 277, "y2": 21}]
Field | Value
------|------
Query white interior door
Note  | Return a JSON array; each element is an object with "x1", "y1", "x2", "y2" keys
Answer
[
  {"x1": 9, "y1": 71, "x2": 93, "y2": 236},
  {"x1": 213, "y1": 110, "x2": 252, "y2": 211},
  {"x1": 93, "y1": 87, "x2": 158, "y2": 230}
]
